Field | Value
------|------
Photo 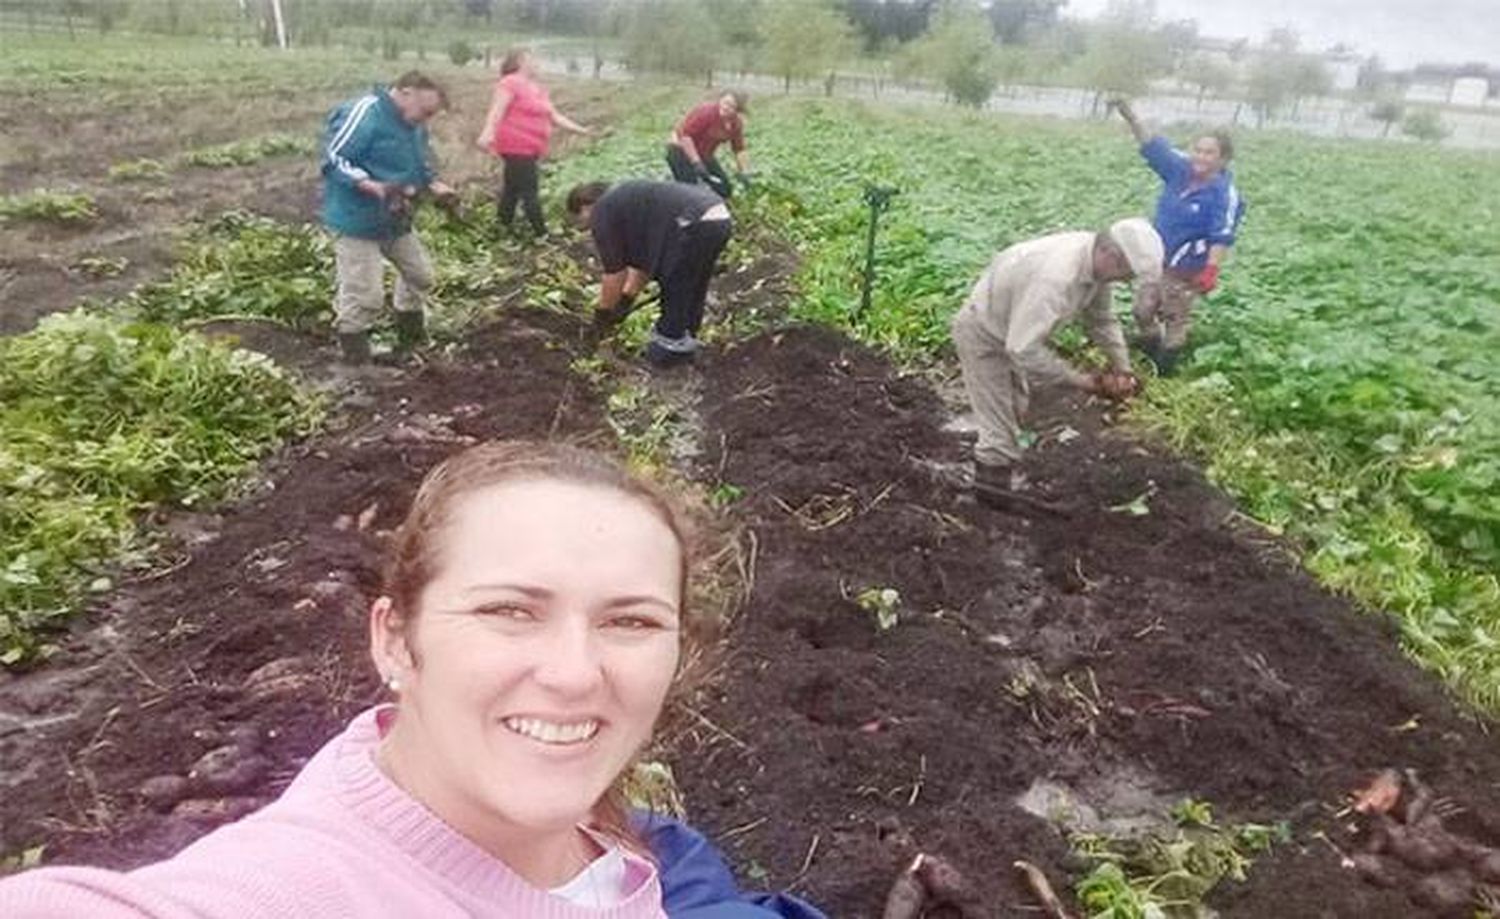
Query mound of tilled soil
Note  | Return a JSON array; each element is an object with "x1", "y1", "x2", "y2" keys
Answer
[
  {"x1": 0, "y1": 311, "x2": 602, "y2": 868},
  {"x1": 678, "y1": 324, "x2": 1500, "y2": 917}
]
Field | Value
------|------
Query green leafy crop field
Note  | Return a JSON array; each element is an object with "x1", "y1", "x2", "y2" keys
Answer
[{"x1": 555, "y1": 96, "x2": 1500, "y2": 709}]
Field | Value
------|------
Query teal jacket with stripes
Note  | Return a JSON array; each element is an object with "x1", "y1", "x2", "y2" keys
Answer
[{"x1": 320, "y1": 87, "x2": 434, "y2": 240}]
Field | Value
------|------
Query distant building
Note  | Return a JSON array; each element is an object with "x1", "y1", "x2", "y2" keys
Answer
[
  {"x1": 1402, "y1": 64, "x2": 1497, "y2": 107},
  {"x1": 1405, "y1": 79, "x2": 1451, "y2": 104},
  {"x1": 1324, "y1": 52, "x2": 1362, "y2": 92},
  {"x1": 1452, "y1": 76, "x2": 1490, "y2": 107}
]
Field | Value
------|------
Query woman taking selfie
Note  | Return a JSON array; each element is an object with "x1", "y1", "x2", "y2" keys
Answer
[{"x1": 0, "y1": 442, "x2": 822, "y2": 918}]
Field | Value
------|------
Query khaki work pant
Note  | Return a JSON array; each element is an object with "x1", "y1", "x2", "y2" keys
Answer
[
  {"x1": 1132, "y1": 272, "x2": 1200, "y2": 349},
  {"x1": 333, "y1": 233, "x2": 434, "y2": 334},
  {"x1": 951, "y1": 303, "x2": 1029, "y2": 467}
]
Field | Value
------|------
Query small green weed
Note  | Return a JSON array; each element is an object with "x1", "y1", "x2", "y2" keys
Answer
[
  {"x1": 0, "y1": 189, "x2": 97, "y2": 225},
  {"x1": 180, "y1": 134, "x2": 311, "y2": 169},
  {"x1": 108, "y1": 158, "x2": 169, "y2": 182}
]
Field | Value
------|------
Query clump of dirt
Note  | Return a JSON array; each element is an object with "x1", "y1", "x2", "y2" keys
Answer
[
  {"x1": 672, "y1": 324, "x2": 1500, "y2": 917},
  {"x1": 0, "y1": 310, "x2": 602, "y2": 868}
]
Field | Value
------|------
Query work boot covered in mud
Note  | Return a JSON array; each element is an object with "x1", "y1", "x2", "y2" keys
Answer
[
  {"x1": 1154, "y1": 346, "x2": 1181, "y2": 378},
  {"x1": 972, "y1": 462, "x2": 1072, "y2": 517},
  {"x1": 393, "y1": 310, "x2": 426, "y2": 357},
  {"x1": 972, "y1": 462, "x2": 1018, "y2": 507},
  {"x1": 338, "y1": 331, "x2": 372, "y2": 366}
]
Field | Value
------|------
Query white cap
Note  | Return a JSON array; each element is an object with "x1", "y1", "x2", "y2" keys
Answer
[{"x1": 1107, "y1": 218, "x2": 1165, "y2": 283}]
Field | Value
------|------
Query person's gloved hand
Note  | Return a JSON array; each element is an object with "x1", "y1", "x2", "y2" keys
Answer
[
  {"x1": 1196, "y1": 263, "x2": 1220, "y2": 294},
  {"x1": 592, "y1": 294, "x2": 634, "y2": 331},
  {"x1": 693, "y1": 161, "x2": 711, "y2": 180}
]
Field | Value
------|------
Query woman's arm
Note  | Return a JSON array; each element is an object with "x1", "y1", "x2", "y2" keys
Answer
[
  {"x1": 671, "y1": 130, "x2": 703, "y2": 165},
  {"x1": 475, "y1": 85, "x2": 513, "y2": 150},
  {"x1": 1109, "y1": 97, "x2": 1150, "y2": 145},
  {"x1": 550, "y1": 104, "x2": 591, "y2": 135}
]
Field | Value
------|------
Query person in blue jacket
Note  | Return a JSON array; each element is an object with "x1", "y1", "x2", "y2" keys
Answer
[
  {"x1": 648, "y1": 815, "x2": 826, "y2": 917},
  {"x1": 1109, "y1": 97, "x2": 1247, "y2": 376},
  {"x1": 321, "y1": 71, "x2": 456, "y2": 365}
]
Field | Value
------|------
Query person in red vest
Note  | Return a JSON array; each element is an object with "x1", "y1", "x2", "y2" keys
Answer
[
  {"x1": 665, "y1": 92, "x2": 751, "y2": 199},
  {"x1": 476, "y1": 48, "x2": 592, "y2": 237}
]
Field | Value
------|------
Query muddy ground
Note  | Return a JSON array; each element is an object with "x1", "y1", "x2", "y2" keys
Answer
[
  {"x1": 4, "y1": 293, "x2": 1499, "y2": 916},
  {"x1": 0, "y1": 75, "x2": 622, "y2": 334},
  {"x1": 669, "y1": 326, "x2": 1500, "y2": 916}
]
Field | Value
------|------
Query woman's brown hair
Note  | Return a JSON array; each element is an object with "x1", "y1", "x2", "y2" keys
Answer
[{"x1": 499, "y1": 47, "x2": 531, "y2": 76}]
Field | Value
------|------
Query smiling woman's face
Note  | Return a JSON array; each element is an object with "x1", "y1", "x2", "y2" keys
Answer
[{"x1": 372, "y1": 478, "x2": 683, "y2": 837}]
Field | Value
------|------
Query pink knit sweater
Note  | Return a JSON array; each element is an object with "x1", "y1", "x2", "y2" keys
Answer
[{"x1": 0, "y1": 708, "x2": 667, "y2": 918}]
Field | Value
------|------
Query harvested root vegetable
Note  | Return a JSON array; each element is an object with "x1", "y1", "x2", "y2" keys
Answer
[
  {"x1": 1348, "y1": 853, "x2": 1401, "y2": 888},
  {"x1": 1352, "y1": 768, "x2": 1402, "y2": 815},
  {"x1": 1475, "y1": 849, "x2": 1500, "y2": 884},
  {"x1": 880, "y1": 866, "x2": 925, "y2": 919},
  {"x1": 881, "y1": 854, "x2": 991, "y2": 919},
  {"x1": 1411, "y1": 869, "x2": 1475, "y2": 912},
  {"x1": 1380, "y1": 820, "x2": 1461, "y2": 873}
]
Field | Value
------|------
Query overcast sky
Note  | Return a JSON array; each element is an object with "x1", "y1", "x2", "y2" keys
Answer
[{"x1": 1062, "y1": 0, "x2": 1498, "y2": 68}]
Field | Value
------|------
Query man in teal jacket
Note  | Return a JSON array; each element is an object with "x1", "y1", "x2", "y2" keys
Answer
[{"x1": 321, "y1": 71, "x2": 455, "y2": 364}]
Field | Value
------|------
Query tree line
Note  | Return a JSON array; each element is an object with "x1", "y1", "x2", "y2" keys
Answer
[{"x1": 3, "y1": 0, "x2": 1461, "y2": 137}]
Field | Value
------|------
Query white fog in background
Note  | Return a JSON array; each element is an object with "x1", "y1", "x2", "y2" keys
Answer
[{"x1": 1064, "y1": 0, "x2": 1499, "y2": 68}]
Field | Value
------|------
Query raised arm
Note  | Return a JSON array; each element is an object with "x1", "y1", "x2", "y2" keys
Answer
[{"x1": 1107, "y1": 96, "x2": 1150, "y2": 145}]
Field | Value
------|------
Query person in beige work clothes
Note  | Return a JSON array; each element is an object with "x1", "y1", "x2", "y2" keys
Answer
[{"x1": 951, "y1": 218, "x2": 1164, "y2": 508}]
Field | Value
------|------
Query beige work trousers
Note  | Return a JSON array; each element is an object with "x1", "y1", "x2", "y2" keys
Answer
[
  {"x1": 332, "y1": 233, "x2": 434, "y2": 334},
  {"x1": 1132, "y1": 272, "x2": 1200, "y2": 349},
  {"x1": 951, "y1": 302, "x2": 1029, "y2": 467}
]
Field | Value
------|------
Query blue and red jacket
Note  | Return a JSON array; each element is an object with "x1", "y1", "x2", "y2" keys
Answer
[
  {"x1": 1140, "y1": 136, "x2": 1245, "y2": 274},
  {"x1": 645, "y1": 815, "x2": 827, "y2": 918}
]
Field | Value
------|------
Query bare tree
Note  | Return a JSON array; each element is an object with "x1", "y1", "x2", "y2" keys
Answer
[
  {"x1": 1369, "y1": 98, "x2": 1405, "y2": 137},
  {"x1": 1181, "y1": 52, "x2": 1235, "y2": 109}
]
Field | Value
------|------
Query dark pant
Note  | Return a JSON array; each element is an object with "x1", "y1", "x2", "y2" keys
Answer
[
  {"x1": 655, "y1": 218, "x2": 734, "y2": 343},
  {"x1": 497, "y1": 155, "x2": 545, "y2": 234},
  {"x1": 664, "y1": 145, "x2": 733, "y2": 199}
]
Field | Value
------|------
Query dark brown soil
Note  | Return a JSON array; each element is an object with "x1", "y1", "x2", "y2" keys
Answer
[
  {"x1": 673, "y1": 324, "x2": 1500, "y2": 918},
  {"x1": 0, "y1": 310, "x2": 603, "y2": 868}
]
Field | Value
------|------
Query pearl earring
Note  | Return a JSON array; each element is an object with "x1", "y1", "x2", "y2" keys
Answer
[{"x1": 384, "y1": 674, "x2": 401, "y2": 692}]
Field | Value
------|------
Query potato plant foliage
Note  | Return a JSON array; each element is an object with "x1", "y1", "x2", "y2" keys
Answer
[
  {"x1": 555, "y1": 96, "x2": 1500, "y2": 710},
  {"x1": 0, "y1": 315, "x2": 323, "y2": 663}
]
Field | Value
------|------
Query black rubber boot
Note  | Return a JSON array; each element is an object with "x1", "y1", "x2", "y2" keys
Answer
[
  {"x1": 393, "y1": 311, "x2": 426, "y2": 357},
  {"x1": 1134, "y1": 334, "x2": 1163, "y2": 366},
  {"x1": 644, "y1": 339, "x2": 695, "y2": 369},
  {"x1": 972, "y1": 462, "x2": 1015, "y2": 508},
  {"x1": 972, "y1": 461, "x2": 1073, "y2": 517},
  {"x1": 338, "y1": 331, "x2": 371, "y2": 366},
  {"x1": 1156, "y1": 347, "x2": 1181, "y2": 378}
]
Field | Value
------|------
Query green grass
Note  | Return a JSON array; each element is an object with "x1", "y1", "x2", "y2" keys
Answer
[
  {"x1": 554, "y1": 95, "x2": 1500, "y2": 712},
  {"x1": 0, "y1": 313, "x2": 323, "y2": 664}
]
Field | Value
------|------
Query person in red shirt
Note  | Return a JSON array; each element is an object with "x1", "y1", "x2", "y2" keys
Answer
[
  {"x1": 665, "y1": 92, "x2": 751, "y2": 199},
  {"x1": 476, "y1": 48, "x2": 592, "y2": 237}
]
